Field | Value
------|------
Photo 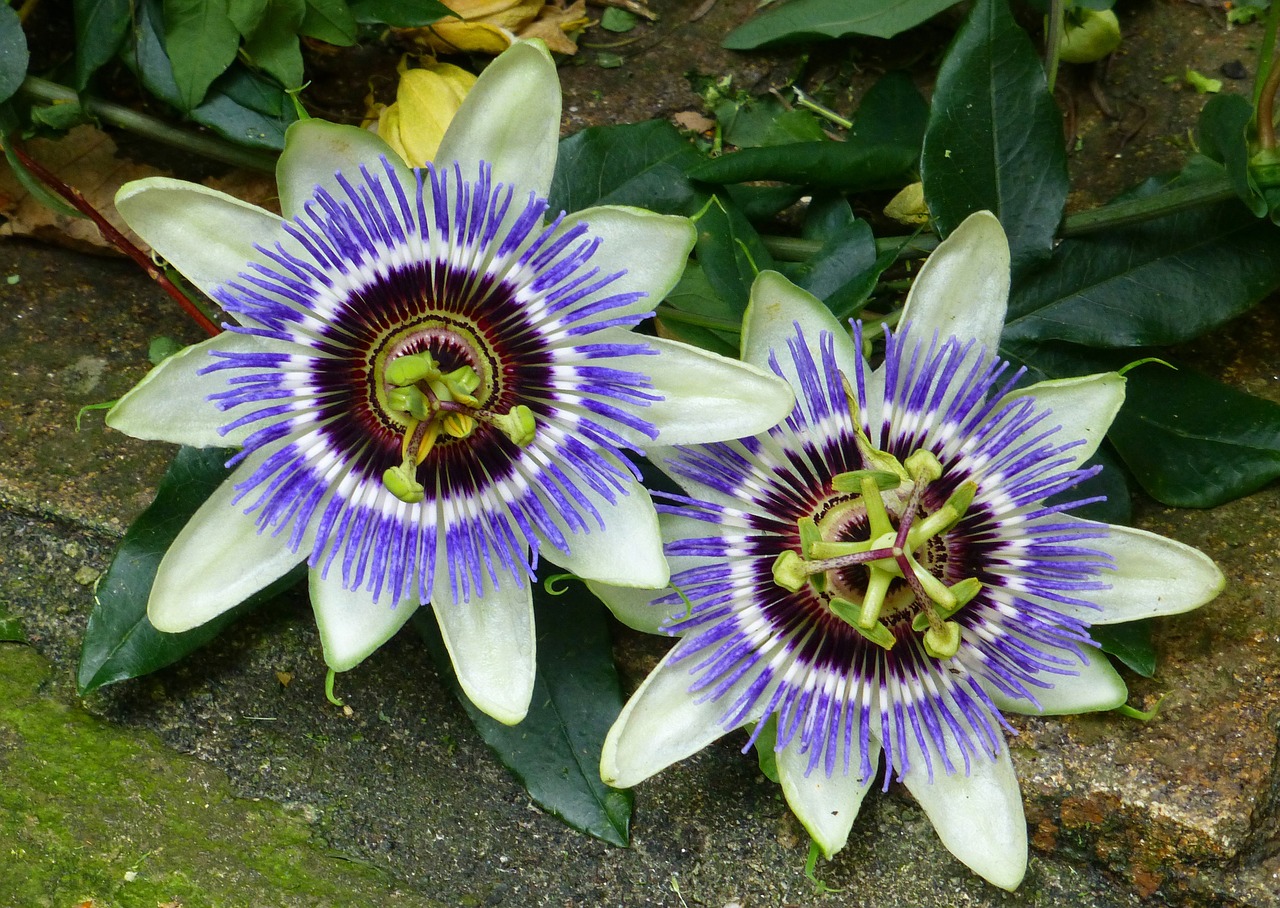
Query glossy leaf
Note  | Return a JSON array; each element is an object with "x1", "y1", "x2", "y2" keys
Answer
[
  {"x1": 162, "y1": 0, "x2": 241, "y2": 110},
  {"x1": 348, "y1": 0, "x2": 451, "y2": 26},
  {"x1": 790, "y1": 212, "x2": 879, "y2": 316},
  {"x1": 1091, "y1": 621, "x2": 1156, "y2": 678},
  {"x1": 549, "y1": 119, "x2": 704, "y2": 216},
  {"x1": 1107, "y1": 362, "x2": 1280, "y2": 507},
  {"x1": 194, "y1": 65, "x2": 299, "y2": 149},
  {"x1": 73, "y1": 0, "x2": 131, "y2": 89},
  {"x1": 688, "y1": 139, "x2": 917, "y2": 192},
  {"x1": 921, "y1": 0, "x2": 1067, "y2": 270},
  {"x1": 696, "y1": 194, "x2": 775, "y2": 315},
  {"x1": 0, "y1": 4, "x2": 27, "y2": 106},
  {"x1": 1006, "y1": 200, "x2": 1280, "y2": 347},
  {"x1": 658, "y1": 263, "x2": 741, "y2": 357},
  {"x1": 240, "y1": 0, "x2": 306, "y2": 88},
  {"x1": 1197, "y1": 94, "x2": 1266, "y2": 217},
  {"x1": 849, "y1": 70, "x2": 929, "y2": 151},
  {"x1": 717, "y1": 95, "x2": 825, "y2": 148},
  {"x1": 415, "y1": 581, "x2": 633, "y2": 847},
  {"x1": 77, "y1": 447, "x2": 302, "y2": 693},
  {"x1": 299, "y1": 0, "x2": 358, "y2": 44},
  {"x1": 723, "y1": 0, "x2": 961, "y2": 48}
]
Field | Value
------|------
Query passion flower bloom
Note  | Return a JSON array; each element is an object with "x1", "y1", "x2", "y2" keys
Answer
[
  {"x1": 594, "y1": 212, "x2": 1224, "y2": 889},
  {"x1": 105, "y1": 41, "x2": 793, "y2": 725}
]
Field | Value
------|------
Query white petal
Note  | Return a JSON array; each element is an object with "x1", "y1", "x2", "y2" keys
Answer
[
  {"x1": 115, "y1": 178, "x2": 282, "y2": 308},
  {"x1": 434, "y1": 41, "x2": 560, "y2": 201},
  {"x1": 587, "y1": 513, "x2": 716, "y2": 633},
  {"x1": 559, "y1": 205, "x2": 696, "y2": 324},
  {"x1": 777, "y1": 736, "x2": 879, "y2": 858},
  {"x1": 602, "y1": 641, "x2": 759, "y2": 787},
  {"x1": 741, "y1": 270, "x2": 863, "y2": 380},
  {"x1": 148, "y1": 457, "x2": 309, "y2": 633},
  {"x1": 590, "y1": 327, "x2": 794, "y2": 447},
  {"x1": 984, "y1": 645, "x2": 1128, "y2": 716},
  {"x1": 106, "y1": 332, "x2": 298, "y2": 448},
  {"x1": 1056, "y1": 516, "x2": 1225, "y2": 624},
  {"x1": 276, "y1": 119, "x2": 413, "y2": 220},
  {"x1": 539, "y1": 470, "x2": 668, "y2": 588},
  {"x1": 1000, "y1": 372, "x2": 1126, "y2": 471},
  {"x1": 902, "y1": 735, "x2": 1027, "y2": 891},
  {"x1": 310, "y1": 570, "x2": 419, "y2": 673},
  {"x1": 900, "y1": 210, "x2": 1009, "y2": 352},
  {"x1": 430, "y1": 555, "x2": 535, "y2": 725}
]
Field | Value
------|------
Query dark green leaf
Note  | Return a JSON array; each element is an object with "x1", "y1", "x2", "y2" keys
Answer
[
  {"x1": 753, "y1": 716, "x2": 780, "y2": 783},
  {"x1": 1197, "y1": 94, "x2": 1266, "y2": 217},
  {"x1": 717, "y1": 95, "x2": 825, "y2": 148},
  {"x1": 0, "y1": 4, "x2": 28, "y2": 106},
  {"x1": 725, "y1": 183, "x2": 806, "y2": 221},
  {"x1": 848, "y1": 70, "x2": 928, "y2": 151},
  {"x1": 688, "y1": 139, "x2": 917, "y2": 192},
  {"x1": 299, "y1": 0, "x2": 358, "y2": 44},
  {"x1": 348, "y1": 0, "x2": 452, "y2": 27},
  {"x1": 30, "y1": 101, "x2": 90, "y2": 131},
  {"x1": 240, "y1": 0, "x2": 306, "y2": 88},
  {"x1": 73, "y1": 0, "x2": 131, "y2": 89},
  {"x1": 550, "y1": 119, "x2": 705, "y2": 216},
  {"x1": 696, "y1": 194, "x2": 774, "y2": 314},
  {"x1": 658, "y1": 262, "x2": 742, "y2": 357},
  {"x1": 1091, "y1": 621, "x2": 1157, "y2": 678},
  {"x1": 791, "y1": 214, "x2": 878, "y2": 314},
  {"x1": 414, "y1": 582, "x2": 632, "y2": 846},
  {"x1": 1107, "y1": 362, "x2": 1280, "y2": 508},
  {"x1": 600, "y1": 7, "x2": 638, "y2": 32},
  {"x1": 127, "y1": 0, "x2": 186, "y2": 109},
  {"x1": 1006, "y1": 200, "x2": 1280, "y2": 347},
  {"x1": 920, "y1": 0, "x2": 1067, "y2": 270},
  {"x1": 228, "y1": 0, "x2": 270, "y2": 35},
  {"x1": 724, "y1": 0, "x2": 961, "y2": 48},
  {"x1": 193, "y1": 64, "x2": 299, "y2": 149},
  {"x1": 77, "y1": 446, "x2": 302, "y2": 693},
  {"x1": 162, "y1": 0, "x2": 242, "y2": 110}
]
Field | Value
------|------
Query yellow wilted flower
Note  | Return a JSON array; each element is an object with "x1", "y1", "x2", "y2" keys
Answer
[
  {"x1": 367, "y1": 61, "x2": 478, "y2": 167},
  {"x1": 402, "y1": 0, "x2": 590, "y2": 56}
]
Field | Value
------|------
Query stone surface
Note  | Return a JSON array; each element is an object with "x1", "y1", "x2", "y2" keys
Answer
[{"x1": 2, "y1": 0, "x2": 1280, "y2": 905}]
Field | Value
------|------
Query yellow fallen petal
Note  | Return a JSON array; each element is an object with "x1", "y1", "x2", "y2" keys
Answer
[
  {"x1": 392, "y1": 64, "x2": 479, "y2": 165},
  {"x1": 518, "y1": 0, "x2": 589, "y2": 55},
  {"x1": 418, "y1": 20, "x2": 516, "y2": 54}
]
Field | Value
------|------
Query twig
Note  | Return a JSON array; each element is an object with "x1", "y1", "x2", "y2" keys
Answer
[{"x1": 3, "y1": 137, "x2": 221, "y2": 336}]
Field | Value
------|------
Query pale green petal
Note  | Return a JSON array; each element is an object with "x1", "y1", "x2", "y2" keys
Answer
[
  {"x1": 901, "y1": 737, "x2": 1027, "y2": 891},
  {"x1": 777, "y1": 736, "x2": 879, "y2": 859},
  {"x1": 900, "y1": 210, "x2": 1009, "y2": 352},
  {"x1": 1000, "y1": 372, "x2": 1126, "y2": 471},
  {"x1": 106, "y1": 332, "x2": 298, "y2": 448},
  {"x1": 430, "y1": 557, "x2": 535, "y2": 725},
  {"x1": 587, "y1": 513, "x2": 715, "y2": 633},
  {"x1": 741, "y1": 270, "x2": 863, "y2": 378},
  {"x1": 602, "y1": 641, "x2": 759, "y2": 787},
  {"x1": 276, "y1": 119, "x2": 413, "y2": 220},
  {"x1": 984, "y1": 645, "x2": 1128, "y2": 716},
  {"x1": 115, "y1": 178, "x2": 282, "y2": 309},
  {"x1": 539, "y1": 469, "x2": 668, "y2": 589},
  {"x1": 148, "y1": 458, "x2": 309, "y2": 633},
  {"x1": 434, "y1": 41, "x2": 560, "y2": 201},
  {"x1": 1057, "y1": 516, "x2": 1224, "y2": 624},
  {"x1": 557, "y1": 205, "x2": 695, "y2": 323},
  {"x1": 590, "y1": 328, "x2": 794, "y2": 447},
  {"x1": 310, "y1": 570, "x2": 419, "y2": 673}
]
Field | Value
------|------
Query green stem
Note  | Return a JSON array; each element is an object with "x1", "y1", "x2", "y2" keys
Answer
[
  {"x1": 1045, "y1": 0, "x2": 1065, "y2": 95},
  {"x1": 762, "y1": 233, "x2": 938, "y2": 263},
  {"x1": 17, "y1": 76, "x2": 278, "y2": 172},
  {"x1": 1254, "y1": 0, "x2": 1280, "y2": 130}
]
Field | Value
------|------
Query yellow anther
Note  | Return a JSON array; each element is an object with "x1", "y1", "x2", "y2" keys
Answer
[
  {"x1": 442, "y1": 411, "x2": 476, "y2": 439},
  {"x1": 401, "y1": 418, "x2": 441, "y2": 465}
]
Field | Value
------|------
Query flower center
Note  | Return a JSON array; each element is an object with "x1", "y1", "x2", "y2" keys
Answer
[
  {"x1": 770, "y1": 380, "x2": 981, "y2": 660},
  {"x1": 373, "y1": 324, "x2": 537, "y2": 503}
]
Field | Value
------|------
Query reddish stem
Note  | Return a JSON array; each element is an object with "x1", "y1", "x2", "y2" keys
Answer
[{"x1": 4, "y1": 137, "x2": 221, "y2": 337}]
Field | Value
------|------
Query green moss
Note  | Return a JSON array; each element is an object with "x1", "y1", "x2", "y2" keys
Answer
[{"x1": 0, "y1": 646, "x2": 440, "y2": 908}]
